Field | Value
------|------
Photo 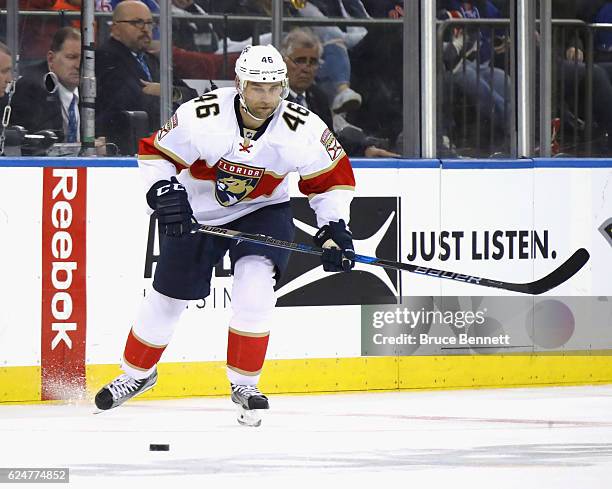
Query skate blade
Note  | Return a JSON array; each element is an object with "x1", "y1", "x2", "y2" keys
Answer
[
  {"x1": 237, "y1": 406, "x2": 262, "y2": 427},
  {"x1": 93, "y1": 405, "x2": 117, "y2": 415},
  {"x1": 92, "y1": 401, "x2": 118, "y2": 414}
]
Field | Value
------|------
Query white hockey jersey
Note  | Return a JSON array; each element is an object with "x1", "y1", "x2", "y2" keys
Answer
[{"x1": 138, "y1": 87, "x2": 355, "y2": 226}]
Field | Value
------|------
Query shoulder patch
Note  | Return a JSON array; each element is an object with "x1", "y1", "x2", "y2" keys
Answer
[
  {"x1": 157, "y1": 113, "x2": 179, "y2": 141},
  {"x1": 320, "y1": 128, "x2": 342, "y2": 161}
]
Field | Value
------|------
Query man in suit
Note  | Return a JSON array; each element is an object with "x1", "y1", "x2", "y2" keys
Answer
[
  {"x1": 282, "y1": 29, "x2": 333, "y2": 129},
  {"x1": 0, "y1": 42, "x2": 13, "y2": 99},
  {"x1": 11, "y1": 27, "x2": 81, "y2": 142},
  {"x1": 95, "y1": 0, "x2": 197, "y2": 154},
  {"x1": 281, "y1": 27, "x2": 397, "y2": 157},
  {"x1": 0, "y1": 42, "x2": 14, "y2": 140}
]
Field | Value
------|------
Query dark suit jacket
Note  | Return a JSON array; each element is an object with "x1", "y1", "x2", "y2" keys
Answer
[
  {"x1": 287, "y1": 84, "x2": 366, "y2": 156},
  {"x1": 287, "y1": 84, "x2": 333, "y2": 130},
  {"x1": 10, "y1": 61, "x2": 65, "y2": 140},
  {"x1": 95, "y1": 37, "x2": 197, "y2": 152}
]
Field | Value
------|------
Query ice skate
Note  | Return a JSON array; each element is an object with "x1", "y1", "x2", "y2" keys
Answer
[
  {"x1": 94, "y1": 370, "x2": 158, "y2": 411},
  {"x1": 230, "y1": 384, "x2": 269, "y2": 427}
]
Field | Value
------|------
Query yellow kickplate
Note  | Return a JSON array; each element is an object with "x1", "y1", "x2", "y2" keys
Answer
[{"x1": 3, "y1": 353, "x2": 612, "y2": 403}]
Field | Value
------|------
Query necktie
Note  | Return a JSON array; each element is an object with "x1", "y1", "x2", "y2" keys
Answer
[
  {"x1": 136, "y1": 53, "x2": 152, "y2": 81},
  {"x1": 295, "y1": 94, "x2": 307, "y2": 107},
  {"x1": 66, "y1": 94, "x2": 78, "y2": 143}
]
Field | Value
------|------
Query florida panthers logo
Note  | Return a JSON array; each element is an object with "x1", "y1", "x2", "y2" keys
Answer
[{"x1": 215, "y1": 159, "x2": 264, "y2": 206}]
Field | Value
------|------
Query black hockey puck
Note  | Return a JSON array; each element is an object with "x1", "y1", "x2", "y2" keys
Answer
[{"x1": 149, "y1": 444, "x2": 170, "y2": 451}]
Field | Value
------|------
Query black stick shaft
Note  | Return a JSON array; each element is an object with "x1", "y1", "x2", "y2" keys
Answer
[{"x1": 195, "y1": 225, "x2": 589, "y2": 295}]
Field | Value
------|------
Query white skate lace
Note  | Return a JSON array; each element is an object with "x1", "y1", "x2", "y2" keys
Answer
[
  {"x1": 107, "y1": 374, "x2": 142, "y2": 400},
  {"x1": 232, "y1": 384, "x2": 263, "y2": 398}
]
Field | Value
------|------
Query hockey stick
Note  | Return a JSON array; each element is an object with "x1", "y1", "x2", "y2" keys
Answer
[{"x1": 194, "y1": 224, "x2": 590, "y2": 295}]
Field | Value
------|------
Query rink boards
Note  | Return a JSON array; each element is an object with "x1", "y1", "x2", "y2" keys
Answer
[{"x1": 1, "y1": 158, "x2": 612, "y2": 402}]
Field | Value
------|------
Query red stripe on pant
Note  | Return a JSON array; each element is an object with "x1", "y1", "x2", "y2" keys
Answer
[
  {"x1": 123, "y1": 329, "x2": 167, "y2": 370},
  {"x1": 227, "y1": 329, "x2": 270, "y2": 374}
]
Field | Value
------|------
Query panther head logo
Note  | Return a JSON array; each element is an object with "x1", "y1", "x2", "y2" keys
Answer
[{"x1": 215, "y1": 160, "x2": 264, "y2": 207}]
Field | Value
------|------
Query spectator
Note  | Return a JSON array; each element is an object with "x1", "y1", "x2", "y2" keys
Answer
[
  {"x1": 0, "y1": 42, "x2": 12, "y2": 100},
  {"x1": 579, "y1": 1, "x2": 612, "y2": 64},
  {"x1": 282, "y1": 28, "x2": 330, "y2": 124},
  {"x1": 204, "y1": 1, "x2": 364, "y2": 114},
  {"x1": 203, "y1": 0, "x2": 295, "y2": 45},
  {"x1": 199, "y1": 1, "x2": 281, "y2": 55},
  {"x1": 307, "y1": 0, "x2": 370, "y2": 48},
  {"x1": 109, "y1": 0, "x2": 219, "y2": 52},
  {"x1": 104, "y1": 0, "x2": 239, "y2": 79},
  {"x1": 0, "y1": 42, "x2": 15, "y2": 154},
  {"x1": 282, "y1": 27, "x2": 397, "y2": 157},
  {"x1": 294, "y1": 1, "x2": 364, "y2": 113},
  {"x1": 552, "y1": 0, "x2": 612, "y2": 154},
  {"x1": 95, "y1": 0, "x2": 197, "y2": 154},
  {"x1": 439, "y1": 1, "x2": 511, "y2": 142},
  {"x1": 170, "y1": 0, "x2": 219, "y2": 53},
  {"x1": 11, "y1": 27, "x2": 81, "y2": 142},
  {"x1": 348, "y1": 4, "x2": 403, "y2": 149}
]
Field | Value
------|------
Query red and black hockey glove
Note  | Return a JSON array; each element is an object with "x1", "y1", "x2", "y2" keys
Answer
[
  {"x1": 146, "y1": 176, "x2": 194, "y2": 237},
  {"x1": 313, "y1": 219, "x2": 355, "y2": 272}
]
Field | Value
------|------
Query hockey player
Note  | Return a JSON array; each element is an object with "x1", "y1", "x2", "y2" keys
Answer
[{"x1": 94, "y1": 44, "x2": 355, "y2": 426}]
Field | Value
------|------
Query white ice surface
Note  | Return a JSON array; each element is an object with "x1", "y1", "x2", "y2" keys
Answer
[{"x1": 1, "y1": 385, "x2": 612, "y2": 488}]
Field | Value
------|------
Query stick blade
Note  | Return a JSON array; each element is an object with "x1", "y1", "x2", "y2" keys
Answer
[{"x1": 522, "y1": 248, "x2": 590, "y2": 295}]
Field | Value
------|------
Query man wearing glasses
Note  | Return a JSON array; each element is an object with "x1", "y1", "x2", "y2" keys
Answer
[
  {"x1": 96, "y1": 0, "x2": 196, "y2": 154},
  {"x1": 282, "y1": 29, "x2": 327, "y2": 125},
  {"x1": 282, "y1": 28, "x2": 398, "y2": 158}
]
